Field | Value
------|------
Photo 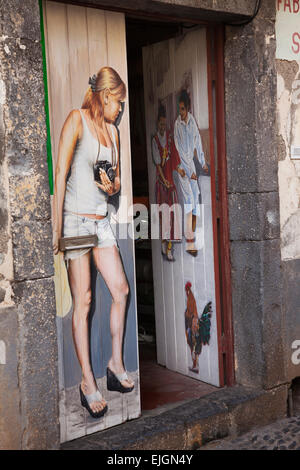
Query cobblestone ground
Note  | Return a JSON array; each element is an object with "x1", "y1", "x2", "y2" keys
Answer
[{"x1": 201, "y1": 416, "x2": 300, "y2": 450}]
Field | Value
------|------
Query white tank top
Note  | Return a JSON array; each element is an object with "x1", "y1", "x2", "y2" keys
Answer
[{"x1": 64, "y1": 109, "x2": 117, "y2": 216}]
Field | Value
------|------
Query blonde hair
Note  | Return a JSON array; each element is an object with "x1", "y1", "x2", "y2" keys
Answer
[{"x1": 82, "y1": 66, "x2": 126, "y2": 121}]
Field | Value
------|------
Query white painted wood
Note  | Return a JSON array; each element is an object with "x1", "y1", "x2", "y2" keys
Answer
[
  {"x1": 44, "y1": 1, "x2": 72, "y2": 168},
  {"x1": 143, "y1": 28, "x2": 219, "y2": 386},
  {"x1": 66, "y1": 4, "x2": 90, "y2": 110},
  {"x1": 106, "y1": 11, "x2": 133, "y2": 218}
]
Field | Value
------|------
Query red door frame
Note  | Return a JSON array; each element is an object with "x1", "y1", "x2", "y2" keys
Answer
[{"x1": 207, "y1": 26, "x2": 235, "y2": 387}]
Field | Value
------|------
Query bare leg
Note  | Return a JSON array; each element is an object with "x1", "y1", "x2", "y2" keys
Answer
[
  {"x1": 93, "y1": 246, "x2": 133, "y2": 389},
  {"x1": 68, "y1": 252, "x2": 107, "y2": 413}
]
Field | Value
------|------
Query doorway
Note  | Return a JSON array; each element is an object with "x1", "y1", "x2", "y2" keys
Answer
[
  {"x1": 42, "y1": 1, "x2": 233, "y2": 443},
  {"x1": 126, "y1": 17, "x2": 223, "y2": 412}
]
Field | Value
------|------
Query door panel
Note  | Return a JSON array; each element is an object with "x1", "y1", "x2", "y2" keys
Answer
[
  {"x1": 42, "y1": 1, "x2": 140, "y2": 443},
  {"x1": 143, "y1": 28, "x2": 220, "y2": 386}
]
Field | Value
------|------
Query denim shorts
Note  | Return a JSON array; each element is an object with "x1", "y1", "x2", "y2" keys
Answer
[{"x1": 63, "y1": 213, "x2": 118, "y2": 260}]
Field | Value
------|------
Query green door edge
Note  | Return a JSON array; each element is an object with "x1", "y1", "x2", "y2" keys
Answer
[{"x1": 39, "y1": 0, "x2": 54, "y2": 195}]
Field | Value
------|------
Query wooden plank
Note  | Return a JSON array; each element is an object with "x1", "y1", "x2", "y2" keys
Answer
[
  {"x1": 152, "y1": 241, "x2": 167, "y2": 366},
  {"x1": 66, "y1": 4, "x2": 90, "y2": 109},
  {"x1": 142, "y1": 43, "x2": 167, "y2": 365},
  {"x1": 172, "y1": 241, "x2": 188, "y2": 374},
  {"x1": 168, "y1": 38, "x2": 187, "y2": 375},
  {"x1": 44, "y1": 1, "x2": 72, "y2": 167},
  {"x1": 86, "y1": 8, "x2": 108, "y2": 74},
  {"x1": 106, "y1": 11, "x2": 133, "y2": 219}
]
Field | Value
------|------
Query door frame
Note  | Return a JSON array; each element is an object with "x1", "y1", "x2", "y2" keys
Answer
[{"x1": 207, "y1": 26, "x2": 235, "y2": 387}]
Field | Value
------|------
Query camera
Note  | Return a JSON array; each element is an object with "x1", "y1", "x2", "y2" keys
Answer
[{"x1": 93, "y1": 160, "x2": 116, "y2": 184}]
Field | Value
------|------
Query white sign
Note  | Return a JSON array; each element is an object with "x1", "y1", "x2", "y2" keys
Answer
[{"x1": 276, "y1": 0, "x2": 300, "y2": 61}]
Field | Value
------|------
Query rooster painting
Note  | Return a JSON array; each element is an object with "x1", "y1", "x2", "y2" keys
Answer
[{"x1": 184, "y1": 282, "x2": 212, "y2": 373}]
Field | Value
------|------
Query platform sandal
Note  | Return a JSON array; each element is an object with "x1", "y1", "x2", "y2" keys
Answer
[
  {"x1": 79, "y1": 385, "x2": 108, "y2": 419},
  {"x1": 106, "y1": 367, "x2": 134, "y2": 394}
]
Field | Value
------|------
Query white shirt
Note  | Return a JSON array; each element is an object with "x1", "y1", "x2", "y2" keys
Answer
[{"x1": 174, "y1": 112, "x2": 205, "y2": 178}]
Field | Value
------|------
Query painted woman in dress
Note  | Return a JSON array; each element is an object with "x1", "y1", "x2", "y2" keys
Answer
[
  {"x1": 52, "y1": 67, "x2": 134, "y2": 419},
  {"x1": 151, "y1": 104, "x2": 184, "y2": 261}
]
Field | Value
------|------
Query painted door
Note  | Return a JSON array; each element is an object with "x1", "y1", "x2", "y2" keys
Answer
[
  {"x1": 143, "y1": 28, "x2": 220, "y2": 386},
  {"x1": 42, "y1": 1, "x2": 140, "y2": 442}
]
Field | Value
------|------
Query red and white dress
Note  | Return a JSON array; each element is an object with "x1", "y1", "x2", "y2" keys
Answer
[{"x1": 152, "y1": 130, "x2": 182, "y2": 241}]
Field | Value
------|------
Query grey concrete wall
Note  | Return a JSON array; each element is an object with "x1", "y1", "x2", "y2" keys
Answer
[
  {"x1": 224, "y1": 0, "x2": 286, "y2": 389},
  {"x1": 0, "y1": 0, "x2": 60, "y2": 449}
]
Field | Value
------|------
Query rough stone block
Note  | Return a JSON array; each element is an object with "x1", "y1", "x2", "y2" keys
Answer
[
  {"x1": 230, "y1": 240, "x2": 264, "y2": 386},
  {"x1": 260, "y1": 239, "x2": 286, "y2": 388},
  {"x1": 228, "y1": 192, "x2": 280, "y2": 241},
  {"x1": 225, "y1": 16, "x2": 278, "y2": 193},
  {"x1": 9, "y1": 173, "x2": 51, "y2": 221},
  {"x1": 0, "y1": 37, "x2": 48, "y2": 180},
  {"x1": 0, "y1": 306, "x2": 22, "y2": 450},
  {"x1": 0, "y1": 0, "x2": 41, "y2": 41},
  {"x1": 13, "y1": 278, "x2": 59, "y2": 450},
  {"x1": 231, "y1": 385, "x2": 288, "y2": 435},
  {"x1": 12, "y1": 219, "x2": 54, "y2": 281},
  {"x1": 230, "y1": 239, "x2": 284, "y2": 388}
]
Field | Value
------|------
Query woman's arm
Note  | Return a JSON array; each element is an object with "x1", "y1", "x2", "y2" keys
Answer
[
  {"x1": 156, "y1": 164, "x2": 171, "y2": 188},
  {"x1": 95, "y1": 125, "x2": 120, "y2": 196},
  {"x1": 52, "y1": 110, "x2": 81, "y2": 254}
]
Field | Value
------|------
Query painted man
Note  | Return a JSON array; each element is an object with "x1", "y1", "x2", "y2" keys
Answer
[
  {"x1": 152, "y1": 104, "x2": 184, "y2": 261},
  {"x1": 174, "y1": 89, "x2": 208, "y2": 257}
]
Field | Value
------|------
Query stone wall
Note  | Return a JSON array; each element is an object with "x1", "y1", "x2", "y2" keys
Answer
[
  {"x1": 0, "y1": 0, "x2": 59, "y2": 449},
  {"x1": 224, "y1": 0, "x2": 286, "y2": 389},
  {"x1": 51, "y1": 0, "x2": 257, "y2": 23}
]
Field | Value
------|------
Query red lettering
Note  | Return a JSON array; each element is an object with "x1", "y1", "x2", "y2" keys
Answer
[
  {"x1": 285, "y1": 0, "x2": 292, "y2": 11},
  {"x1": 292, "y1": 32, "x2": 300, "y2": 54},
  {"x1": 278, "y1": 0, "x2": 300, "y2": 11}
]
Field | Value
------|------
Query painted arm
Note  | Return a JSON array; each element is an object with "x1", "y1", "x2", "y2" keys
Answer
[
  {"x1": 95, "y1": 125, "x2": 121, "y2": 196},
  {"x1": 52, "y1": 109, "x2": 81, "y2": 254},
  {"x1": 192, "y1": 116, "x2": 207, "y2": 169},
  {"x1": 152, "y1": 136, "x2": 161, "y2": 166},
  {"x1": 156, "y1": 164, "x2": 171, "y2": 188},
  {"x1": 174, "y1": 120, "x2": 185, "y2": 161}
]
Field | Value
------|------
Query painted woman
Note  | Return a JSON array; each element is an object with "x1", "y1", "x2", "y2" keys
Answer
[{"x1": 52, "y1": 67, "x2": 134, "y2": 419}]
